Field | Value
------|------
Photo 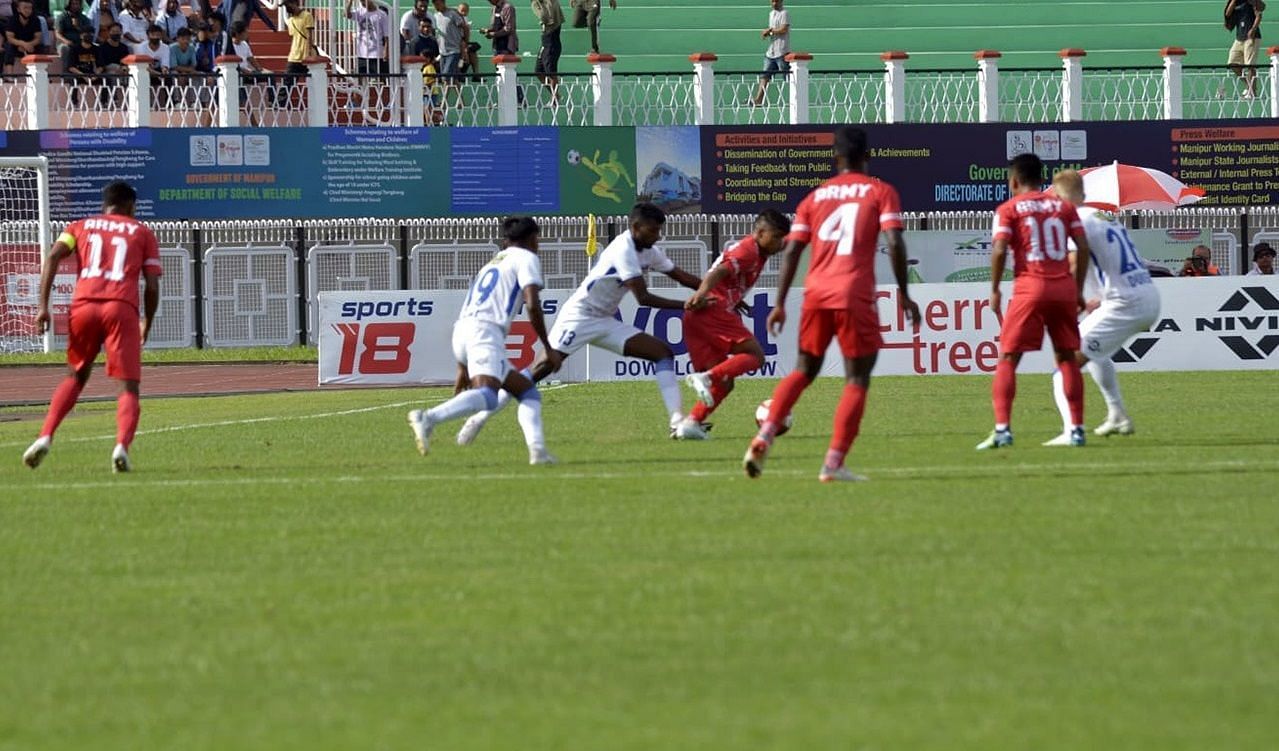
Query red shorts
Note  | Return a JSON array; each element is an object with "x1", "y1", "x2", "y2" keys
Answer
[
  {"x1": 683, "y1": 304, "x2": 754, "y2": 371},
  {"x1": 798, "y1": 303, "x2": 882, "y2": 359},
  {"x1": 67, "y1": 299, "x2": 143, "y2": 381},
  {"x1": 999, "y1": 283, "x2": 1080, "y2": 354}
]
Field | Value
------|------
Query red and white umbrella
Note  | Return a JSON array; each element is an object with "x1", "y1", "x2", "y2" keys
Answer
[{"x1": 1078, "y1": 161, "x2": 1205, "y2": 211}]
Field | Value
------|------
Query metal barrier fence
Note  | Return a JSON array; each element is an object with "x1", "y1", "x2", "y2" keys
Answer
[
  {"x1": 12, "y1": 209, "x2": 1262, "y2": 350},
  {"x1": 9, "y1": 49, "x2": 1278, "y2": 129}
]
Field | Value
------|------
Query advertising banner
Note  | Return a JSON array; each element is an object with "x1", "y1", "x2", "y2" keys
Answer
[
  {"x1": 4, "y1": 119, "x2": 1275, "y2": 220},
  {"x1": 318, "y1": 277, "x2": 1279, "y2": 386}
]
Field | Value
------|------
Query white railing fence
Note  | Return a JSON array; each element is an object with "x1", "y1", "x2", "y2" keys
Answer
[{"x1": 8, "y1": 47, "x2": 1279, "y2": 129}]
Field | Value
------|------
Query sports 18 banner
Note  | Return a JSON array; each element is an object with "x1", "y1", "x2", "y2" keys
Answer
[{"x1": 317, "y1": 277, "x2": 1279, "y2": 386}]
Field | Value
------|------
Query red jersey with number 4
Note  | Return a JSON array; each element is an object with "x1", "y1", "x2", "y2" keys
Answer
[
  {"x1": 787, "y1": 172, "x2": 903, "y2": 309},
  {"x1": 61, "y1": 214, "x2": 162, "y2": 308},
  {"x1": 992, "y1": 191, "x2": 1085, "y2": 288},
  {"x1": 705, "y1": 235, "x2": 766, "y2": 310}
]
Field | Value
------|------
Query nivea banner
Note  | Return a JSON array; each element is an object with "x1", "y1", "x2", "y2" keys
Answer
[{"x1": 318, "y1": 277, "x2": 1279, "y2": 386}]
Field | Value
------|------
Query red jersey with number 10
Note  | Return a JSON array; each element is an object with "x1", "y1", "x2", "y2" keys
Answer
[
  {"x1": 786, "y1": 171, "x2": 903, "y2": 309},
  {"x1": 61, "y1": 214, "x2": 162, "y2": 308},
  {"x1": 992, "y1": 191, "x2": 1085, "y2": 287}
]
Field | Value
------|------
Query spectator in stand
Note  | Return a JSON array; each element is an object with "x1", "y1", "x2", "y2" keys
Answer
[
  {"x1": 4, "y1": 0, "x2": 48, "y2": 72},
  {"x1": 95, "y1": 20, "x2": 128, "y2": 104},
  {"x1": 400, "y1": 0, "x2": 429, "y2": 54},
  {"x1": 530, "y1": 0, "x2": 561, "y2": 102},
  {"x1": 420, "y1": 39, "x2": 442, "y2": 121},
  {"x1": 1247, "y1": 241, "x2": 1276, "y2": 275},
  {"x1": 1180, "y1": 245, "x2": 1222, "y2": 277},
  {"x1": 192, "y1": 19, "x2": 215, "y2": 72},
  {"x1": 1224, "y1": 0, "x2": 1264, "y2": 98},
  {"x1": 169, "y1": 23, "x2": 194, "y2": 71},
  {"x1": 751, "y1": 0, "x2": 789, "y2": 106},
  {"x1": 117, "y1": 0, "x2": 148, "y2": 47},
  {"x1": 230, "y1": 20, "x2": 268, "y2": 124},
  {"x1": 62, "y1": 25, "x2": 99, "y2": 105},
  {"x1": 482, "y1": 0, "x2": 516, "y2": 54},
  {"x1": 30, "y1": 0, "x2": 52, "y2": 44},
  {"x1": 431, "y1": 0, "x2": 466, "y2": 78},
  {"x1": 55, "y1": 0, "x2": 93, "y2": 57},
  {"x1": 138, "y1": 22, "x2": 170, "y2": 105},
  {"x1": 347, "y1": 0, "x2": 390, "y2": 75},
  {"x1": 282, "y1": 0, "x2": 314, "y2": 76},
  {"x1": 205, "y1": 10, "x2": 230, "y2": 56},
  {"x1": 570, "y1": 0, "x2": 613, "y2": 55},
  {"x1": 156, "y1": 0, "x2": 186, "y2": 42},
  {"x1": 85, "y1": 0, "x2": 120, "y2": 43},
  {"x1": 412, "y1": 15, "x2": 437, "y2": 58},
  {"x1": 456, "y1": 1, "x2": 481, "y2": 80}
]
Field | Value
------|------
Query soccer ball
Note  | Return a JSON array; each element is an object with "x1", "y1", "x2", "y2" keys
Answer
[
  {"x1": 755, "y1": 399, "x2": 792, "y2": 436},
  {"x1": 566, "y1": 149, "x2": 581, "y2": 166}
]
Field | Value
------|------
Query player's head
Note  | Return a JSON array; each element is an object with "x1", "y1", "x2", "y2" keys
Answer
[
  {"x1": 629, "y1": 202, "x2": 666, "y2": 250},
  {"x1": 501, "y1": 216, "x2": 540, "y2": 252},
  {"x1": 833, "y1": 126, "x2": 869, "y2": 173},
  {"x1": 1051, "y1": 169, "x2": 1084, "y2": 204},
  {"x1": 753, "y1": 209, "x2": 791, "y2": 255},
  {"x1": 102, "y1": 181, "x2": 137, "y2": 216},
  {"x1": 1008, "y1": 153, "x2": 1043, "y2": 194}
]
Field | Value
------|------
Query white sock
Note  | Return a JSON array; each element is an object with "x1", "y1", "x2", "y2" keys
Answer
[
  {"x1": 1051, "y1": 369, "x2": 1072, "y2": 432},
  {"x1": 426, "y1": 388, "x2": 492, "y2": 424},
  {"x1": 516, "y1": 393, "x2": 545, "y2": 451},
  {"x1": 654, "y1": 359, "x2": 682, "y2": 423},
  {"x1": 1085, "y1": 358, "x2": 1125, "y2": 420}
]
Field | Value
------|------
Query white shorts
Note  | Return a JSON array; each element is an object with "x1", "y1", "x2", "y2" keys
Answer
[
  {"x1": 1080, "y1": 294, "x2": 1160, "y2": 360},
  {"x1": 547, "y1": 312, "x2": 639, "y2": 355},
  {"x1": 452, "y1": 318, "x2": 511, "y2": 380}
]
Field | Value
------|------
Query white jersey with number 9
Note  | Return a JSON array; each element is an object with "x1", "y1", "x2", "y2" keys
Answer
[{"x1": 458, "y1": 246, "x2": 544, "y2": 332}]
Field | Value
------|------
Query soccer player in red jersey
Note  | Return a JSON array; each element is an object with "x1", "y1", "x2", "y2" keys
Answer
[
  {"x1": 975, "y1": 153, "x2": 1091, "y2": 450},
  {"x1": 675, "y1": 210, "x2": 790, "y2": 438},
  {"x1": 22, "y1": 181, "x2": 162, "y2": 473},
  {"x1": 743, "y1": 126, "x2": 921, "y2": 482}
]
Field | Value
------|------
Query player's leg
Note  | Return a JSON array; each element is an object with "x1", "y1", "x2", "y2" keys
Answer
[
  {"x1": 619, "y1": 330, "x2": 686, "y2": 434},
  {"x1": 978, "y1": 295, "x2": 1040, "y2": 450},
  {"x1": 821, "y1": 308, "x2": 883, "y2": 482},
  {"x1": 744, "y1": 309, "x2": 829, "y2": 478},
  {"x1": 24, "y1": 303, "x2": 104, "y2": 469},
  {"x1": 1038, "y1": 296, "x2": 1086, "y2": 447},
  {"x1": 409, "y1": 322, "x2": 503, "y2": 455},
  {"x1": 689, "y1": 338, "x2": 763, "y2": 421},
  {"x1": 500, "y1": 368, "x2": 554, "y2": 465},
  {"x1": 99, "y1": 301, "x2": 146, "y2": 471}
]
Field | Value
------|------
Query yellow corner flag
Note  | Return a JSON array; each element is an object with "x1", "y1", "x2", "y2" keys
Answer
[{"x1": 585, "y1": 213, "x2": 598, "y2": 258}]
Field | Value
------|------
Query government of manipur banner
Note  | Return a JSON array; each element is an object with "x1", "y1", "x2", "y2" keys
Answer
[
  {"x1": 317, "y1": 277, "x2": 1279, "y2": 386},
  {"x1": 2, "y1": 119, "x2": 1276, "y2": 221}
]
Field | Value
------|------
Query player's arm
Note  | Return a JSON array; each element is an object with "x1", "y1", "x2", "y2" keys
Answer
[
  {"x1": 141, "y1": 270, "x2": 160, "y2": 343},
  {"x1": 1071, "y1": 233, "x2": 1091, "y2": 313},
  {"x1": 623, "y1": 277, "x2": 685, "y2": 310},
  {"x1": 989, "y1": 237, "x2": 1008, "y2": 314},
  {"x1": 885, "y1": 229, "x2": 921, "y2": 330},
  {"x1": 663, "y1": 266, "x2": 702, "y2": 292},
  {"x1": 522, "y1": 284, "x2": 561, "y2": 371},
  {"x1": 767, "y1": 238, "x2": 804, "y2": 335},
  {"x1": 35, "y1": 240, "x2": 75, "y2": 334},
  {"x1": 685, "y1": 263, "x2": 733, "y2": 310}
]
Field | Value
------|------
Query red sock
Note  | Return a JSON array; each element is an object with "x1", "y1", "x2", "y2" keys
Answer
[
  {"x1": 710, "y1": 352, "x2": 760, "y2": 381},
  {"x1": 992, "y1": 359, "x2": 1016, "y2": 426},
  {"x1": 826, "y1": 383, "x2": 868, "y2": 468},
  {"x1": 116, "y1": 391, "x2": 140, "y2": 448},
  {"x1": 1059, "y1": 360, "x2": 1084, "y2": 425},
  {"x1": 760, "y1": 371, "x2": 812, "y2": 440},
  {"x1": 40, "y1": 377, "x2": 84, "y2": 440},
  {"x1": 689, "y1": 377, "x2": 733, "y2": 422}
]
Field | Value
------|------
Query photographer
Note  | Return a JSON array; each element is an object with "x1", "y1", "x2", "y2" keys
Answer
[{"x1": 1179, "y1": 244, "x2": 1220, "y2": 277}]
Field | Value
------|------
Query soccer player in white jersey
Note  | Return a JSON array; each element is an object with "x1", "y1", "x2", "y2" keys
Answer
[
  {"x1": 457, "y1": 202, "x2": 705, "y2": 443},
  {"x1": 1043, "y1": 170, "x2": 1161, "y2": 444},
  {"x1": 407, "y1": 216, "x2": 561, "y2": 465}
]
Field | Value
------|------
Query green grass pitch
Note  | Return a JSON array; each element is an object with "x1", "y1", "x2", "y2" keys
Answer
[{"x1": 1, "y1": 372, "x2": 1277, "y2": 750}]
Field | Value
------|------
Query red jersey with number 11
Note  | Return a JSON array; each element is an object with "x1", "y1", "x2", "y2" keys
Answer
[
  {"x1": 786, "y1": 171, "x2": 903, "y2": 309},
  {"x1": 992, "y1": 190, "x2": 1085, "y2": 287},
  {"x1": 60, "y1": 214, "x2": 162, "y2": 308}
]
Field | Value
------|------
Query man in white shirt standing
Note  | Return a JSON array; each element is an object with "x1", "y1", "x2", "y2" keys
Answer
[
  {"x1": 1246, "y1": 242, "x2": 1275, "y2": 275},
  {"x1": 407, "y1": 217, "x2": 560, "y2": 465},
  {"x1": 457, "y1": 203, "x2": 708, "y2": 444},
  {"x1": 1045, "y1": 170, "x2": 1162, "y2": 443},
  {"x1": 751, "y1": 0, "x2": 789, "y2": 106},
  {"x1": 347, "y1": 0, "x2": 390, "y2": 74}
]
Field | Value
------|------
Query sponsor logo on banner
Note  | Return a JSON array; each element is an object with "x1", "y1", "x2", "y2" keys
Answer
[{"x1": 1207, "y1": 286, "x2": 1279, "y2": 360}]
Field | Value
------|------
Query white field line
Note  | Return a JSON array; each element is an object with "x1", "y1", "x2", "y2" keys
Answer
[
  {"x1": 14, "y1": 458, "x2": 1279, "y2": 493},
  {"x1": 0, "y1": 383, "x2": 582, "y2": 450}
]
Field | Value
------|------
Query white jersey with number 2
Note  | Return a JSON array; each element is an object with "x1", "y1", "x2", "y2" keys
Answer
[
  {"x1": 459, "y1": 246, "x2": 543, "y2": 331},
  {"x1": 1071, "y1": 207, "x2": 1157, "y2": 303}
]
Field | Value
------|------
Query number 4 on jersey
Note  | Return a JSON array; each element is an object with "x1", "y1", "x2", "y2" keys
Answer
[{"x1": 816, "y1": 204, "x2": 862, "y2": 256}]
